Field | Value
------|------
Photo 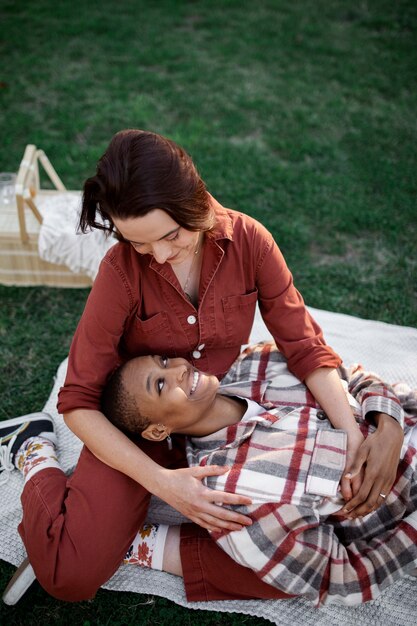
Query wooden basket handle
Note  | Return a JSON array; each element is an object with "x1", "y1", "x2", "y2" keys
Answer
[{"x1": 15, "y1": 145, "x2": 67, "y2": 243}]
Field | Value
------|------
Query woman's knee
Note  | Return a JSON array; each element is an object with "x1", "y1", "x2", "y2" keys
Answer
[{"x1": 35, "y1": 557, "x2": 120, "y2": 602}]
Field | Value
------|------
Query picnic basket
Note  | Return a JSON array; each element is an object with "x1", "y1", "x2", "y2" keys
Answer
[{"x1": 0, "y1": 145, "x2": 92, "y2": 287}]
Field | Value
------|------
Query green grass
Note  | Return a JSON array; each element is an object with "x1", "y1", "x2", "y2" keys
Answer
[{"x1": 1, "y1": 0, "x2": 416, "y2": 623}]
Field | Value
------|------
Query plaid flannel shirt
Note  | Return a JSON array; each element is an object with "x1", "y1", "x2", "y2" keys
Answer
[{"x1": 186, "y1": 342, "x2": 417, "y2": 607}]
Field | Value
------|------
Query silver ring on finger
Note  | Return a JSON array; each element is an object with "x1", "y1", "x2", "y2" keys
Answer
[{"x1": 379, "y1": 493, "x2": 386, "y2": 499}]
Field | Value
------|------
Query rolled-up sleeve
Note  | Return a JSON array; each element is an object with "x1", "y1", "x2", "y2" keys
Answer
[{"x1": 57, "y1": 254, "x2": 133, "y2": 414}]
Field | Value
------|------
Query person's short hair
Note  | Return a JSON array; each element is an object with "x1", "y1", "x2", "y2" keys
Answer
[
  {"x1": 101, "y1": 362, "x2": 150, "y2": 435},
  {"x1": 79, "y1": 129, "x2": 215, "y2": 237}
]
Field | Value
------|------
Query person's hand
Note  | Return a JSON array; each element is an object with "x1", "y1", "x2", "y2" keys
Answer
[
  {"x1": 156, "y1": 465, "x2": 253, "y2": 532},
  {"x1": 339, "y1": 428, "x2": 365, "y2": 502},
  {"x1": 337, "y1": 414, "x2": 403, "y2": 519}
]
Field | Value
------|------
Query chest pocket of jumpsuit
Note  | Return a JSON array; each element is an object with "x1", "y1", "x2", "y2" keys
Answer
[
  {"x1": 130, "y1": 311, "x2": 176, "y2": 355},
  {"x1": 222, "y1": 289, "x2": 258, "y2": 348}
]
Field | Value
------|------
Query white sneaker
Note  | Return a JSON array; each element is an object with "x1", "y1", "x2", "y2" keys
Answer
[{"x1": 2, "y1": 558, "x2": 36, "y2": 605}]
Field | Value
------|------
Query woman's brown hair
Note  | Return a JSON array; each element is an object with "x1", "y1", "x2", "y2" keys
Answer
[{"x1": 79, "y1": 129, "x2": 214, "y2": 236}]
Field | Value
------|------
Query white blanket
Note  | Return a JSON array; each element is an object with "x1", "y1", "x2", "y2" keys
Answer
[{"x1": 1, "y1": 307, "x2": 416, "y2": 625}]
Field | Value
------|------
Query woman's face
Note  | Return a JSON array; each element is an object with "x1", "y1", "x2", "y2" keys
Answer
[
  {"x1": 112, "y1": 209, "x2": 199, "y2": 265},
  {"x1": 125, "y1": 355, "x2": 220, "y2": 433}
]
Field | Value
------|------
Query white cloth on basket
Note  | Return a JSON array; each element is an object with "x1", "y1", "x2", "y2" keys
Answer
[{"x1": 36, "y1": 191, "x2": 115, "y2": 279}]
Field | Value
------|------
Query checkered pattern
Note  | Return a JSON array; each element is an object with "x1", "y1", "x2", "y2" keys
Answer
[{"x1": 186, "y1": 343, "x2": 417, "y2": 606}]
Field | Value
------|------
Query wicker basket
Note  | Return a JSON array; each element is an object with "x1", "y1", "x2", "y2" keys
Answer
[{"x1": 0, "y1": 145, "x2": 91, "y2": 288}]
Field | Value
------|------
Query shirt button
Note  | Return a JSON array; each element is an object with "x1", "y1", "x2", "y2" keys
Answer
[
  {"x1": 187, "y1": 315, "x2": 197, "y2": 325},
  {"x1": 192, "y1": 350, "x2": 201, "y2": 359},
  {"x1": 198, "y1": 344, "x2": 205, "y2": 350},
  {"x1": 317, "y1": 410, "x2": 327, "y2": 420}
]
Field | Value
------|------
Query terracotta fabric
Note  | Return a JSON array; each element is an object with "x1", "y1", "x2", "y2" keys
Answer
[
  {"x1": 180, "y1": 524, "x2": 291, "y2": 602},
  {"x1": 58, "y1": 202, "x2": 340, "y2": 414}
]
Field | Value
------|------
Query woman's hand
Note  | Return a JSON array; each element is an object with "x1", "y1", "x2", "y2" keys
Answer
[
  {"x1": 156, "y1": 465, "x2": 253, "y2": 532},
  {"x1": 338, "y1": 414, "x2": 403, "y2": 519},
  {"x1": 339, "y1": 429, "x2": 365, "y2": 502}
]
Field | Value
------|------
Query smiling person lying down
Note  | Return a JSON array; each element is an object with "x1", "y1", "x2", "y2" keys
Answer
[{"x1": 100, "y1": 342, "x2": 417, "y2": 607}]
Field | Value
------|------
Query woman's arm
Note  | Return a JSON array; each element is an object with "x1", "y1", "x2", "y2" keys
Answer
[
  {"x1": 306, "y1": 366, "x2": 404, "y2": 517},
  {"x1": 340, "y1": 412, "x2": 403, "y2": 518},
  {"x1": 305, "y1": 367, "x2": 365, "y2": 502},
  {"x1": 64, "y1": 409, "x2": 253, "y2": 532},
  {"x1": 335, "y1": 364, "x2": 404, "y2": 518}
]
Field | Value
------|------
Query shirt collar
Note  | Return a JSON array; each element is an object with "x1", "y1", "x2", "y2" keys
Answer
[
  {"x1": 207, "y1": 196, "x2": 234, "y2": 242},
  {"x1": 220, "y1": 379, "x2": 271, "y2": 404},
  {"x1": 189, "y1": 404, "x2": 279, "y2": 451}
]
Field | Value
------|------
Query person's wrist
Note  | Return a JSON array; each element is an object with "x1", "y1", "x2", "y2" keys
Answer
[
  {"x1": 373, "y1": 412, "x2": 402, "y2": 431},
  {"x1": 142, "y1": 466, "x2": 171, "y2": 498},
  {"x1": 345, "y1": 424, "x2": 363, "y2": 442}
]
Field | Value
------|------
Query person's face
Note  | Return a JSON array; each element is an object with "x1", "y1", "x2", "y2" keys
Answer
[
  {"x1": 112, "y1": 209, "x2": 199, "y2": 265},
  {"x1": 125, "y1": 355, "x2": 220, "y2": 433}
]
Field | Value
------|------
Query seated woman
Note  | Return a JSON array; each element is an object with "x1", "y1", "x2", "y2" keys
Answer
[{"x1": 99, "y1": 342, "x2": 417, "y2": 607}]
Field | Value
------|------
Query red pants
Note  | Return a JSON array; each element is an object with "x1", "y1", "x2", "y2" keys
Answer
[{"x1": 18, "y1": 436, "x2": 291, "y2": 602}]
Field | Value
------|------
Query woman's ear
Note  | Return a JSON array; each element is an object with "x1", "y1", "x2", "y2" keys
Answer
[{"x1": 141, "y1": 423, "x2": 169, "y2": 442}]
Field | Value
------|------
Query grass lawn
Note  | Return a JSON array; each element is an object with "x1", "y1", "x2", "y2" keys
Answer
[{"x1": 1, "y1": 0, "x2": 416, "y2": 624}]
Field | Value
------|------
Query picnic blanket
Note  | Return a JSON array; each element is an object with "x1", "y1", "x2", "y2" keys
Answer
[{"x1": 1, "y1": 306, "x2": 417, "y2": 625}]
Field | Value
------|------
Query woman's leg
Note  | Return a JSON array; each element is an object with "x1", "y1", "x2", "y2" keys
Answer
[
  {"x1": 141, "y1": 525, "x2": 292, "y2": 602},
  {"x1": 179, "y1": 524, "x2": 292, "y2": 601},
  {"x1": 18, "y1": 436, "x2": 187, "y2": 602},
  {"x1": 17, "y1": 430, "x2": 291, "y2": 603}
]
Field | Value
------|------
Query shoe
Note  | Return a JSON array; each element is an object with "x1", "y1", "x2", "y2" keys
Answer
[
  {"x1": 0, "y1": 412, "x2": 55, "y2": 483},
  {"x1": 2, "y1": 558, "x2": 36, "y2": 605}
]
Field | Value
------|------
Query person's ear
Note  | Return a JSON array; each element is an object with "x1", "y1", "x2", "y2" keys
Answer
[{"x1": 141, "y1": 423, "x2": 169, "y2": 442}]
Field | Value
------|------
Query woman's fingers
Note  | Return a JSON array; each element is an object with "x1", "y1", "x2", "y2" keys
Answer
[
  {"x1": 191, "y1": 464, "x2": 231, "y2": 479},
  {"x1": 204, "y1": 499, "x2": 252, "y2": 526},
  {"x1": 339, "y1": 474, "x2": 353, "y2": 502},
  {"x1": 340, "y1": 418, "x2": 403, "y2": 518},
  {"x1": 342, "y1": 480, "x2": 391, "y2": 518},
  {"x1": 337, "y1": 441, "x2": 382, "y2": 517},
  {"x1": 191, "y1": 465, "x2": 253, "y2": 506},
  {"x1": 336, "y1": 473, "x2": 393, "y2": 518},
  {"x1": 197, "y1": 484, "x2": 253, "y2": 527},
  {"x1": 210, "y1": 488, "x2": 252, "y2": 506},
  {"x1": 162, "y1": 466, "x2": 253, "y2": 530},
  {"x1": 188, "y1": 507, "x2": 251, "y2": 532},
  {"x1": 339, "y1": 430, "x2": 365, "y2": 502},
  {"x1": 343, "y1": 460, "x2": 395, "y2": 516}
]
